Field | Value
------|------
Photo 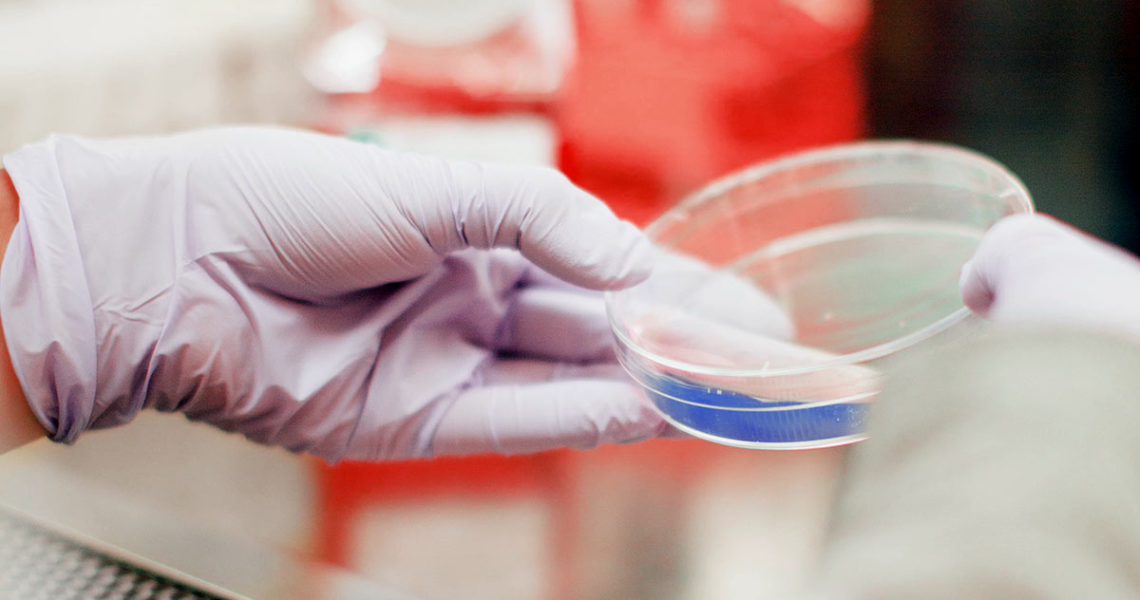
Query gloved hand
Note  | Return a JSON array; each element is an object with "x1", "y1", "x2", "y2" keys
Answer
[
  {"x1": 0, "y1": 127, "x2": 664, "y2": 461},
  {"x1": 959, "y1": 213, "x2": 1140, "y2": 338}
]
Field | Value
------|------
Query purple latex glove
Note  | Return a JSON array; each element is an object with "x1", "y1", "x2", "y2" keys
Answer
[
  {"x1": 0, "y1": 127, "x2": 663, "y2": 461},
  {"x1": 960, "y1": 213, "x2": 1140, "y2": 337}
]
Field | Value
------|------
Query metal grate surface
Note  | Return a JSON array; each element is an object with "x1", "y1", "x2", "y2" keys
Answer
[{"x1": 0, "y1": 509, "x2": 229, "y2": 600}]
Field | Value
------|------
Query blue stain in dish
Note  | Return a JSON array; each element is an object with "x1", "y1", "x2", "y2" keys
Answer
[{"x1": 643, "y1": 373, "x2": 868, "y2": 445}]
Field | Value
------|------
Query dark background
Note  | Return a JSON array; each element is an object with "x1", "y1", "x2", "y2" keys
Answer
[{"x1": 867, "y1": 0, "x2": 1140, "y2": 250}]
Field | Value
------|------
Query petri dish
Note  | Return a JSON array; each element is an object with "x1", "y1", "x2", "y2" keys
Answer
[{"x1": 606, "y1": 141, "x2": 1034, "y2": 449}]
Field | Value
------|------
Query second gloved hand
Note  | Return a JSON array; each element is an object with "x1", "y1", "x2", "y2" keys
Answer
[
  {"x1": 0, "y1": 127, "x2": 662, "y2": 461},
  {"x1": 960, "y1": 213, "x2": 1140, "y2": 337}
]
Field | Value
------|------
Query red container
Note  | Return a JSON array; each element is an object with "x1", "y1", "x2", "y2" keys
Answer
[{"x1": 558, "y1": 0, "x2": 869, "y2": 224}]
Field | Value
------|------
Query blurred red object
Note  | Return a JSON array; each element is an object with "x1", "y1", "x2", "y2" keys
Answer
[
  {"x1": 309, "y1": 0, "x2": 575, "y2": 126},
  {"x1": 315, "y1": 451, "x2": 581, "y2": 599},
  {"x1": 310, "y1": 0, "x2": 867, "y2": 225},
  {"x1": 558, "y1": 0, "x2": 869, "y2": 224}
]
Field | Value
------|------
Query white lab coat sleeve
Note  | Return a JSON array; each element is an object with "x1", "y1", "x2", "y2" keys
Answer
[{"x1": 801, "y1": 329, "x2": 1140, "y2": 600}]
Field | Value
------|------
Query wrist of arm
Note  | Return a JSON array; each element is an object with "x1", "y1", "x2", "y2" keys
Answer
[{"x1": 0, "y1": 168, "x2": 46, "y2": 452}]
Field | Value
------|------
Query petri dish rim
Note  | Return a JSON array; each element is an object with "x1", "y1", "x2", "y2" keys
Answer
[
  {"x1": 606, "y1": 139, "x2": 1034, "y2": 379},
  {"x1": 655, "y1": 414, "x2": 870, "y2": 450}
]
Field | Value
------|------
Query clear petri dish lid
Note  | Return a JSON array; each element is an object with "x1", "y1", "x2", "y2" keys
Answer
[{"x1": 608, "y1": 140, "x2": 1033, "y2": 378}]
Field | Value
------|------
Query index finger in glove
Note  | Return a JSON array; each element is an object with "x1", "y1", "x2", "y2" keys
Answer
[{"x1": 183, "y1": 128, "x2": 651, "y2": 299}]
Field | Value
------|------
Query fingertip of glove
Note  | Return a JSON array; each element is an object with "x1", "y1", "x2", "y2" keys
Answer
[
  {"x1": 468, "y1": 162, "x2": 656, "y2": 290},
  {"x1": 958, "y1": 258, "x2": 993, "y2": 316},
  {"x1": 529, "y1": 212, "x2": 656, "y2": 291},
  {"x1": 599, "y1": 221, "x2": 656, "y2": 288},
  {"x1": 553, "y1": 182, "x2": 656, "y2": 290}
]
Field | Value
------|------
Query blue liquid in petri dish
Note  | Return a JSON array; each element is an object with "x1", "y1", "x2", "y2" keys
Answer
[{"x1": 642, "y1": 372, "x2": 869, "y2": 447}]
